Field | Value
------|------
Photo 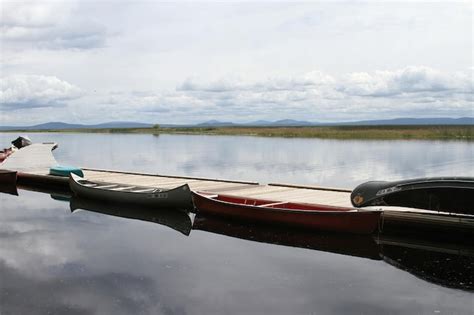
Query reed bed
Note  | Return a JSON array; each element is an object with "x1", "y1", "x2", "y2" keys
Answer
[{"x1": 4, "y1": 125, "x2": 473, "y2": 140}]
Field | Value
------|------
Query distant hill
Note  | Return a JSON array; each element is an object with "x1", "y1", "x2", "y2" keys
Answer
[
  {"x1": 0, "y1": 121, "x2": 154, "y2": 130},
  {"x1": 196, "y1": 120, "x2": 236, "y2": 127},
  {"x1": 236, "y1": 119, "x2": 314, "y2": 126},
  {"x1": 0, "y1": 117, "x2": 472, "y2": 131},
  {"x1": 189, "y1": 117, "x2": 474, "y2": 127}
]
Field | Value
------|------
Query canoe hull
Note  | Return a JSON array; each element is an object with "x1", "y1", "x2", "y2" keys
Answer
[
  {"x1": 0, "y1": 170, "x2": 18, "y2": 195},
  {"x1": 70, "y1": 174, "x2": 194, "y2": 211},
  {"x1": 193, "y1": 193, "x2": 381, "y2": 234}
]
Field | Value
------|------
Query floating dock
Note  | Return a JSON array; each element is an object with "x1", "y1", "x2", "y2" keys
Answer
[{"x1": 1, "y1": 143, "x2": 473, "y2": 233}]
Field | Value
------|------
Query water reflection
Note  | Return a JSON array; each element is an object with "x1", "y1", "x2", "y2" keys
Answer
[
  {"x1": 379, "y1": 236, "x2": 474, "y2": 291},
  {"x1": 1, "y1": 132, "x2": 473, "y2": 314},
  {"x1": 3, "y1": 183, "x2": 473, "y2": 294},
  {"x1": 0, "y1": 170, "x2": 17, "y2": 195},
  {"x1": 193, "y1": 216, "x2": 381, "y2": 261},
  {"x1": 70, "y1": 197, "x2": 194, "y2": 236},
  {"x1": 1, "y1": 133, "x2": 472, "y2": 188}
]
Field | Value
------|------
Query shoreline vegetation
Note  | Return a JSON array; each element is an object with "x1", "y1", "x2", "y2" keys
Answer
[{"x1": 2, "y1": 125, "x2": 473, "y2": 140}]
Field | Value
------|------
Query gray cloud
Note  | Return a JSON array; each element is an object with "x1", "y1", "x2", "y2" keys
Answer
[
  {"x1": 1, "y1": 2, "x2": 107, "y2": 50},
  {"x1": 177, "y1": 71, "x2": 334, "y2": 93},
  {"x1": 1, "y1": 75, "x2": 82, "y2": 110}
]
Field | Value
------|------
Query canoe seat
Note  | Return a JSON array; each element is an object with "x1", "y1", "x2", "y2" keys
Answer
[
  {"x1": 110, "y1": 186, "x2": 136, "y2": 191},
  {"x1": 259, "y1": 202, "x2": 287, "y2": 208},
  {"x1": 131, "y1": 188, "x2": 156, "y2": 193},
  {"x1": 94, "y1": 184, "x2": 120, "y2": 189}
]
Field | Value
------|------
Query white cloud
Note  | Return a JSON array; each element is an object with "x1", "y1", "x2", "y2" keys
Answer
[
  {"x1": 0, "y1": 75, "x2": 82, "y2": 110},
  {"x1": 338, "y1": 66, "x2": 472, "y2": 97},
  {"x1": 1, "y1": 66, "x2": 472, "y2": 125}
]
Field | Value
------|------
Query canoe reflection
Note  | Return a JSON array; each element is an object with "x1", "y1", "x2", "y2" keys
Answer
[
  {"x1": 70, "y1": 197, "x2": 195, "y2": 236},
  {"x1": 193, "y1": 215, "x2": 382, "y2": 260},
  {"x1": 377, "y1": 235, "x2": 474, "y2": 291},
  {"x1": 194, "y1": 215, "x2": 474, "y2": 291}
]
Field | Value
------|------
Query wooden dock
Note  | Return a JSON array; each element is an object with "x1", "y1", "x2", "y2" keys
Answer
[{"x1": 2, "y1": 143, "x2": 473, "y2": 233}]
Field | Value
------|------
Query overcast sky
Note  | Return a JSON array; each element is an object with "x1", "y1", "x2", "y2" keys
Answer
[{"x1": 1, "y1": 1, "x2": 473, "y2": 125}]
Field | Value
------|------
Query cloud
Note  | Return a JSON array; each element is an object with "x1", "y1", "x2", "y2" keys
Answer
[
  {"x1": 338, "y1": 66, "x2": 472, "y2": 97},
  {"x1": 1, "y1": 2, "x2": 107, "y2": 50},
  {"x1": 0, "y1": 75, "x2": 82, "y2": 110},
  {"x1": 168, "y1": 66, "x2": 474, "y2": 122},
  {"x1": 177, "y1": 71, "x2": 334, "y2": 93},
  {"x1": 2, "y1": 67, "x2": 472, "y2": 125}
]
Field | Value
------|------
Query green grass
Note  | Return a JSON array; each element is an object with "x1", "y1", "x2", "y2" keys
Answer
[{"x1": 3, "y1": 125, "x2": 473, "y2": 140}]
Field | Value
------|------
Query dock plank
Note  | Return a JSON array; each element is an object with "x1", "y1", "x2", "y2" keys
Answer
[{"x1": 0, "y1": 143, "x2": 58, "y2": 173}]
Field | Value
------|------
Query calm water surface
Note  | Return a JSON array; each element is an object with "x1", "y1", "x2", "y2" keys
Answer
[{"x1": 0, "y1": 133, "x2": 473, "y2": 314}]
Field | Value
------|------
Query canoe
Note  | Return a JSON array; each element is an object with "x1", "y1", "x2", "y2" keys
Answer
[
  {"x1": 11, "y1": 136, "x2": 32, "y2": 149},
  {"x1": 69, "y1": 173, "x2": 194, "y2": 211},
  {"x1": 351, "y1": 177, "x2": 474, "y2": 215},
  {"x1": 70, "y1": 196, "x2": 195, "y2": 235},
  {"x1": 192, "y1": 192, "x2": 382, "y2": 234},
  {"x1": 0, "y1": 170, "x2": 18, "y2": 195},
  {"x1": 0, "y1": 147, "x2": 14, "y2": 163}
]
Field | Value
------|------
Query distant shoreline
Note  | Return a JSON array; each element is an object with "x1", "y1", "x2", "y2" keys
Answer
[{"x1": 1, "y1": 125, "x2": 473, "y2": 140}]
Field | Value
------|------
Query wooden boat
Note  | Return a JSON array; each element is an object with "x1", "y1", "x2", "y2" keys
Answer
[
  {"x1": 0, "y1": 170, "x2": 18, "y2": 195},
  {"x1": 192, "y1": 192, "x2": 382, "y2": 234},
  {"x1": 70, "y1": 196, "x2": 195, "y2": 235},
  {"x1": 351, "y1": 177, "x2": 474, "y2": 215},
  {"x1": 69, "y1": 173, "x2": 194, "y2": 211}
]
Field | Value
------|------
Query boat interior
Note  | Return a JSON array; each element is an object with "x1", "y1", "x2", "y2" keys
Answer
[
  {"x1": 77, "y1": 179, "x2": 162, "y2": 193},
  {"x1": 208, "y1": 194, "x2": 355, "y2": 212}
]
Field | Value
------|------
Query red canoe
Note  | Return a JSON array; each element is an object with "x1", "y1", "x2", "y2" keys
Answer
[
  {"x1": 192, "y1": 192, "x2": 382, "y2": 234},
  {"x1": 0, "y1": 148, "x2": 13, "y2": 163}
]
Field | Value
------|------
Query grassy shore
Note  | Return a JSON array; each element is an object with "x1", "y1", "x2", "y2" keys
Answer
[{"x1": 3, "y1": 125, "x2": 473, "y2": 140}]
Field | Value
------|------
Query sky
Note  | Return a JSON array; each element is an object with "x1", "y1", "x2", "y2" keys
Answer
[{"x1": 1, "y1": 0, "x2": 473, "y2": 126}]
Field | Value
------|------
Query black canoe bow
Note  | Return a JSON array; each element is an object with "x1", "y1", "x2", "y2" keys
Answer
[{"x1": 351, "y1": 177, "x2": 474, "y2": 214}]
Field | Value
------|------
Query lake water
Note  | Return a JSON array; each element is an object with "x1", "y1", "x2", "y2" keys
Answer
[{"x1": 1, "y1": 133, "x2": 473, "y2": 314}]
